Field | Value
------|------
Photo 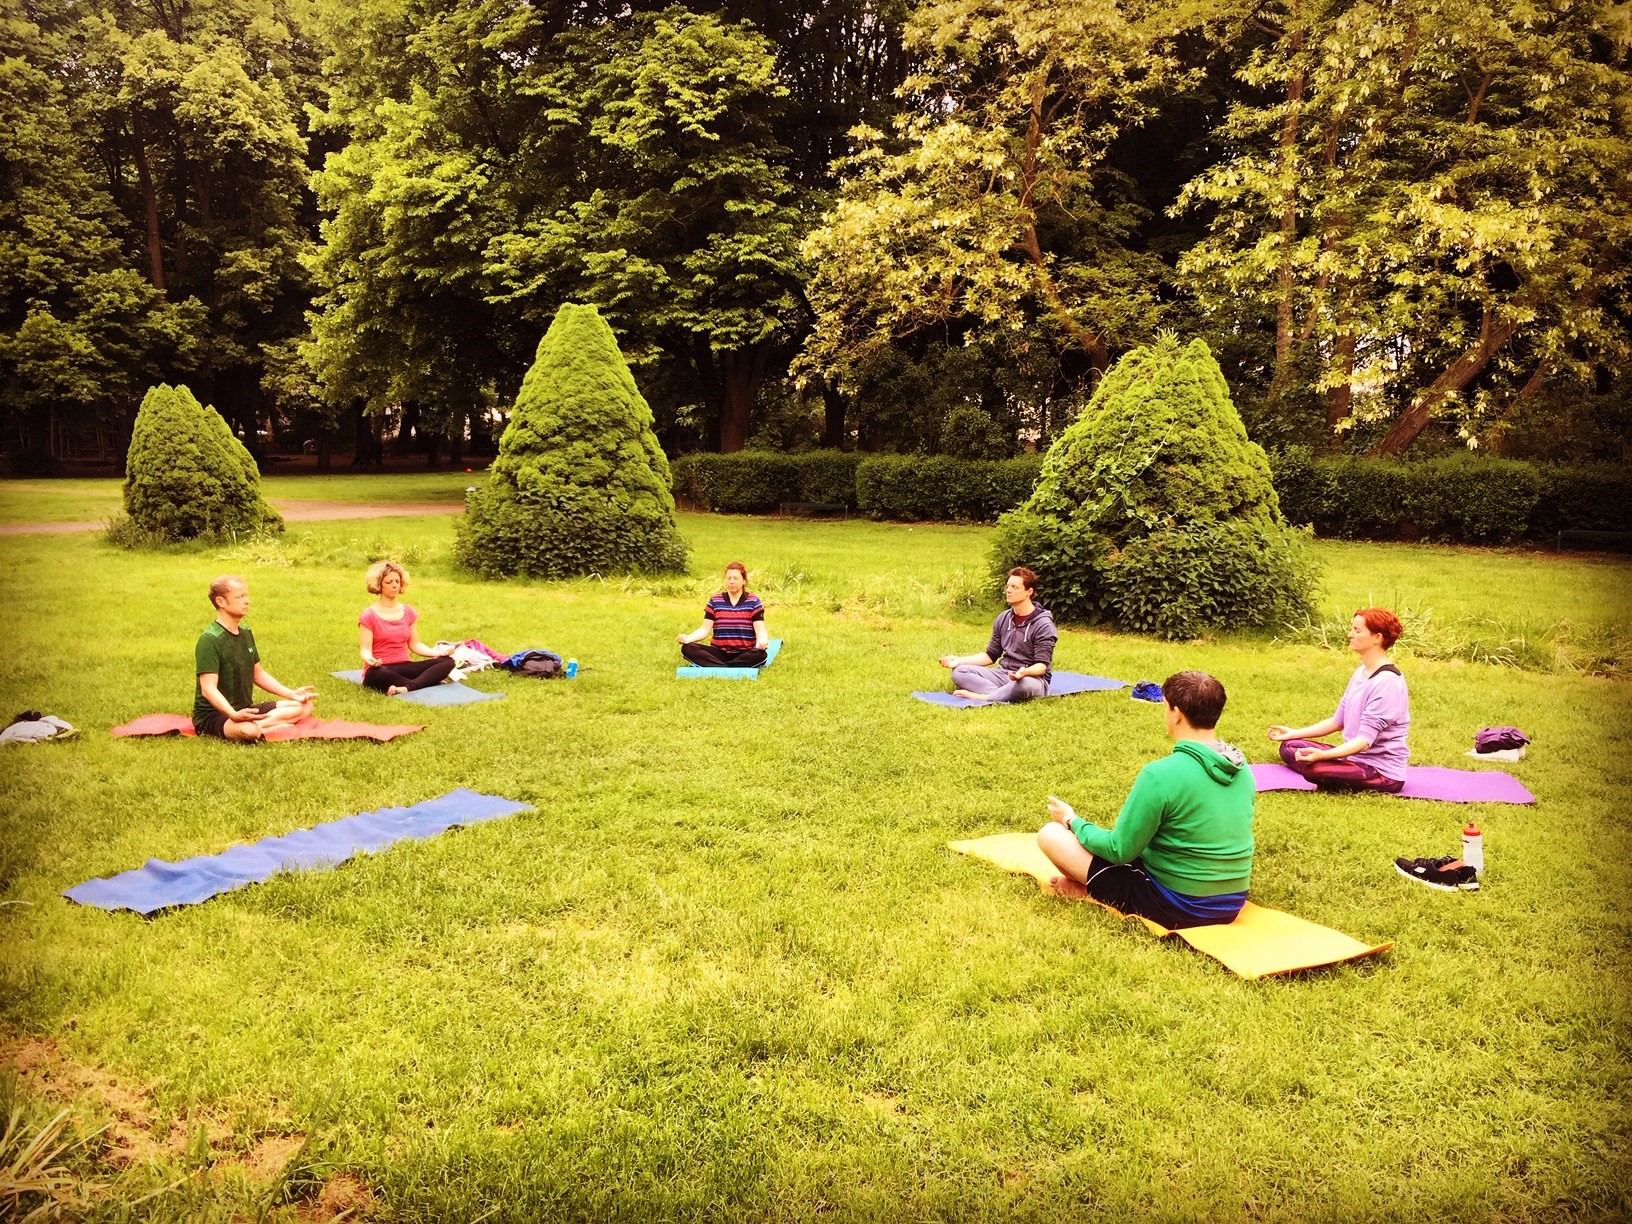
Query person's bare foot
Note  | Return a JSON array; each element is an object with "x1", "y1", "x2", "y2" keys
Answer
[
  {"x1": 1049, "y1": 875, "x2": 1089, "y2": 901},
  {"x1": 952, "y1": 689, "x2": 990, "y2": 701},
  {"x1": 386, "y1": 685, "x2": 408, "y2": 696}
]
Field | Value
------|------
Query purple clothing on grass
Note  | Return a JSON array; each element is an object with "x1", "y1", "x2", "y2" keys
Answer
[{"x1": 1333, "y1": 663, "x2": 1410, "y2": 781}]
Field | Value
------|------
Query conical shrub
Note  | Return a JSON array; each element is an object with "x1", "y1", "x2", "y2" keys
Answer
[
  {"x1": 991, "y1": 335, "x2": 1316, "y2": 638},
  {"x1": 121, "y1": 383, "x2": 282, "y2": 541},
  {"x1": 456, "y1": 303, "x2": 688, "y2": 578}
]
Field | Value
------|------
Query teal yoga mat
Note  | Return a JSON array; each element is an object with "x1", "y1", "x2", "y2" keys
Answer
[{"x1": 676, "y1": 638, "x2": 783, "y2": 679}]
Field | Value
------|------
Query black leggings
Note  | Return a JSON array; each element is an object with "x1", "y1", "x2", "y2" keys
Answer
[
  {"x1": 363, "y1": 657, "x2": 456, "y2": 692},
  {"x1": 680, "y1": 642, "x2": 768, "y2": 668}
]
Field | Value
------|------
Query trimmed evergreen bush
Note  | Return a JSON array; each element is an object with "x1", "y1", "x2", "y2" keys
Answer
[
  {"x1": 991, "y1": 336, "x2": 1316, "y2": 637},
  {"x1": 456, "y1": 303, "x2": 687, "y2": 579},
  {"x1": 119, "y1": 382, "x2": 282, "y2": 542}
]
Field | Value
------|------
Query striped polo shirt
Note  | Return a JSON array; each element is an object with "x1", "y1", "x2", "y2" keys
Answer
[{"x1": 705, "y1": 590, "x2": 765, "y2": 651}]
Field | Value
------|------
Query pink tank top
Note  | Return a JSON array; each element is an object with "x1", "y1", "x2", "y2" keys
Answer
[{"x1": 360, "y1": 605, "x2": 417, "y2": 665}]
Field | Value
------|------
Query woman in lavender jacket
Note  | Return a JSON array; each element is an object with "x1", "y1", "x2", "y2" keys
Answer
[{"x1": 1266, "y1": 607, "x2": 1410, "y2": 793}]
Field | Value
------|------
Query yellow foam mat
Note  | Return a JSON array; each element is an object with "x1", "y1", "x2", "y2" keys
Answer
[{"x1": 948, "y1": 832, "x2": 1392, "y2": 980}]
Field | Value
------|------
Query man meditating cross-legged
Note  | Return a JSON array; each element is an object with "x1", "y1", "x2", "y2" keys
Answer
[
  {"x1": 1038, "y1": 671, "x2": 1255, "y2": 929},
  {"x1": 193, "y1": 576, "x2": 317, "y2": 742},
  {"x1": 677, "y1": 561, "x2": 769, "y2": 667},
  {"x1": 938, "y1": 567, "x2": 1057, "y2": 702}
]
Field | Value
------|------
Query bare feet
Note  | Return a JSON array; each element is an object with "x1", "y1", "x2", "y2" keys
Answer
[
  {"x1": 386, "y1": 685, "x2": 408, "y2": 696},
  {"x1": 1049, "y1": 875, "x2": 1089, "y2": 901},
  {"x1": 952, "y1": 689, "x2": 990, "y2": 701}
]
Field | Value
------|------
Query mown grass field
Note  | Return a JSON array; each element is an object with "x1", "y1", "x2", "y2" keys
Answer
[{"x1": 1, "y1": 500, "x2": 1628, "y2": 1220}]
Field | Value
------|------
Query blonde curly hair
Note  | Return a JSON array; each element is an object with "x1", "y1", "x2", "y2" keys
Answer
[{"x1": 366, "y1": 559, "x2": 410, "y2": 595}]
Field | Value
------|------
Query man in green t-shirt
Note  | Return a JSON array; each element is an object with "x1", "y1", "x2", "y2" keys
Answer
[
  {"x1": 193, "y1": 575, "x2": 317, "y2": 741},
  {"x1": 1038, "y1": 670, "x2": 1255, "y2": 929}
]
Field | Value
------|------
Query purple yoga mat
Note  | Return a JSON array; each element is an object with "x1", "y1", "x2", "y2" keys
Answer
[{"x1": 1250, "y1": 762, "x2": 1535, "y2": 804}]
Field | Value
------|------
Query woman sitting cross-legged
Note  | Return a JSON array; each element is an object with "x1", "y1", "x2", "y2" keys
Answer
[
  {"x1": 358, "y1": 560, "x2": 456, "y2": 695},
  {"x1": 676, "y1": 561, "x2": 768, "y2": 667},
  {"x1": 1266, "y1": 607, "x2": 1409, "y2": 793}
]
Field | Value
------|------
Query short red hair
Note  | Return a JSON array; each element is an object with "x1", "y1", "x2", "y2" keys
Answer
[{"x1": 1355, "y1": 607, "x2": 1403, "y2": 649}]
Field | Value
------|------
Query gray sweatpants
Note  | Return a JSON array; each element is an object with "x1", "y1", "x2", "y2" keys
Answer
[{"x1": 950, "y1": 664, "x2": 1047, "y2": 704}]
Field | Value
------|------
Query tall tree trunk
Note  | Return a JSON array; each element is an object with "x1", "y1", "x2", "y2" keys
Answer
[
  {"x1": 1367, "y1": 310, "x2": 1521, "y2": 455},
  {"x1": 719, "y1": 351, "x2": 753, "y2": 453},
  {"x1": 1269, "y1": 18, "x2": 1307, "y2": 406},
  {"x1": 1323, "y1": 318, "x2": 1357, "y2": 454},
  {"x1": 821, "y1": 379, "x2": 846, "y2": 449},
  {"x1": 131, "y1": 120, "x2": 165, "y2": 292},
  {"x1": 396, "y1": 401, "x2": 420, "y2": 455},
  {"x1": 449, "y1": 414, "x2": 464, "y2": 466}
]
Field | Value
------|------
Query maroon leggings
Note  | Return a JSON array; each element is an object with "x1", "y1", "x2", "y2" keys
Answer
[{"x1": 1278, "y1": 739, "x2": 1405, "y2": 793}]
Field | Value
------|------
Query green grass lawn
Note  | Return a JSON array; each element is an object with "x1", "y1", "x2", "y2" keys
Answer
[
  {"x1": 1, "y1": 513, "x2": 1629, "y2": 1220},
  {"x1": 0, "y1": 472, "x2": 478, "y2": 525}
]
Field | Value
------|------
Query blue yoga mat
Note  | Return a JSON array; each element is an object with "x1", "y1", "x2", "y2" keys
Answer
[
  {"x1": 676, "y1": 638, "x2": 783, "y2": 680},
  {"x1": 63, "y1": 789, "x2": 532, "y2": 915},
  {"x1": 912, "y1": 671, "x2": 1130, "y2": 708},
  {"x1": 331, "y1": 670, "x2": 505, "y2": 706}
]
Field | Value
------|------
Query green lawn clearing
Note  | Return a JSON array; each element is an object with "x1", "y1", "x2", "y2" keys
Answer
[
  {"x1": 0, "y1": 513, "x2": 1628, "y2": 1220},
  {"x1": 0, "y1": 472, "x2": 479, "y2": 527}
]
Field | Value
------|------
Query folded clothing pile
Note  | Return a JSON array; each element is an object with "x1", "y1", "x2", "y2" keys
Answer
[
  {"x1": 1468, "y1": 725, "x2": 1530, "y2": 763},
  {"x1": 0, "y1": 711, "x2": 76, "y2": 744}
]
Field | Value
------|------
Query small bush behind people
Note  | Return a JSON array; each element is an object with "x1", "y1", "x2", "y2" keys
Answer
[
  {"x1": 456, "y1": 303, "x2": 688, "y2": 579},
  {"x1": 114, "y1": 383, "x2": 283, "y2": 544},
  {"x1": 991, "y1": 335, "x2": 1316, "y2": 638}
]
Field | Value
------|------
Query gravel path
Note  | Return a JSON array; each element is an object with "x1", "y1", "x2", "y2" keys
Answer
[{"x1": 0, "y1": 500, "x2": 462, "y2": 536}]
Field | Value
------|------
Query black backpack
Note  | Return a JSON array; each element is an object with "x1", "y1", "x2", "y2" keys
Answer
[{"x1": 507, "y1": 650, "x2": 563, "y2": 679}]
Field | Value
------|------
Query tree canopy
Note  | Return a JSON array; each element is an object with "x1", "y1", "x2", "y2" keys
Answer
[{"x1": 4, "y1": 0, "x2": 1628, "y2": 465}]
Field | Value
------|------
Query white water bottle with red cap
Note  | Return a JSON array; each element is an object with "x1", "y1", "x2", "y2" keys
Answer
[{"x1": 1462, "y1": 822, "x2": 1484, "y2": 877}]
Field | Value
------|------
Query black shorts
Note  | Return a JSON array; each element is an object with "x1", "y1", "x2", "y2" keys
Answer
[
  {"x1": 1084, "y1": 856, "x2": 1235, "y2": 930},
  {"x1": 196, "y1": 699, "x2": 279, "y2": 740}
]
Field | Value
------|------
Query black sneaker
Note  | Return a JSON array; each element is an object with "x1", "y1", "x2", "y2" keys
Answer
[{"x1": 1395, "y1": 856, "x2": 1479, "y2": 892}]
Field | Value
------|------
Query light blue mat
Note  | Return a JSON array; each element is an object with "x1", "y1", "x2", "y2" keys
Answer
[
  {"x1": 676, "y1": 638, "x2": 783, "y2": 680},
  {"x1": 912, "y1": 671, "x2": 1130, "y2": 708},
  {"x1": 63, "y1": 789, "x2": 533, "y2": 915},
  {"x1": 331, "y1": 669, "x2": 505, "y2": 706}
]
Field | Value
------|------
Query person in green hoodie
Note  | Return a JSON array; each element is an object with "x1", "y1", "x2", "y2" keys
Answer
[{"x1": 1038, "y1": 670, "x2": 1254, "y2": 928}]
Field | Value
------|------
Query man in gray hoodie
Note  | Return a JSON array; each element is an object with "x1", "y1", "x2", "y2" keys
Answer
[
  {"x1": 937, "y1": 567, "x2": 1058, "y2": 703},
  {"x1": 1038, "y1": 670, "x2": 1255, "y2": 928}
]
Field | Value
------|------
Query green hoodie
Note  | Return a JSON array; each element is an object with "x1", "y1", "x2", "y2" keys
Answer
[{"x1": 1068, "y1": 740, "x2": 1255, "y2": 896}]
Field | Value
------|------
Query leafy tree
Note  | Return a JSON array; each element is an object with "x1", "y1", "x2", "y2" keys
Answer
[
  {"x1": 796, "y1": 0, "x2": 1184, "y2": 435},
  {"x1": 456, "y1": 304, "x2": 687, "y2": 578},
  {"x1": 121, "y1": 382, "x2": 282, "y2": 540},
  {"x1": 488, "y1": 8, "x2": 808, "y2": 452},
  {"x1": 302, "y1": 0, "x2": 541, "y2": 461},
  {"x1": 991, "y1": 335, "x2": 1316, "y2": 638},
  {"x1": 65, "y1": 0, "x2": 322, "y2": 442},
  {"x1": 0, "y1": 0, "x2": 205, "y2": 470},
  {"x1": 1177, "y1": 0, "x2": 1632, "y2": 454}
]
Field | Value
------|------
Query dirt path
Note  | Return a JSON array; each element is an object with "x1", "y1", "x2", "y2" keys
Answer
[{"x1": 0, "y1": 500, "x2": 462, "y2": 536}]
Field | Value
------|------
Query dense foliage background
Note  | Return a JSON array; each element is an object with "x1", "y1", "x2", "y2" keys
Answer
[{"x1": 3, "y1": 0, "x2": 1628, "y2": 470}]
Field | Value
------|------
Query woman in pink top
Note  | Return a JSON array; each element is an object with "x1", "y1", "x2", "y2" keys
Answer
[
  {"x1": 1266, "y1": 607, "x2": 1410, "y2": 793},
  {"x1": 358, "y1": 561, "x2": 455, "y2": 695}
]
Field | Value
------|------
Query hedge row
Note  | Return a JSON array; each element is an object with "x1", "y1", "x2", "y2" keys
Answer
[
  {"x1": 672, "y1": 451, "x2": 1043, "y2": 520},
  {"x1": 670, "y1": 451, "x2": 864, "y2": 512},
  {"x1": 1271, "y1": 449, "x2": 1632, "y2": 544},
  {"x1": 672, "y1": 448, "x2": 1632, "y2": 542}
]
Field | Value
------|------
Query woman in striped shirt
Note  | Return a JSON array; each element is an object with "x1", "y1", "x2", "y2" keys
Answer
[{"x1": 677, "y1": 561, "x2": 769, "y2": 667}]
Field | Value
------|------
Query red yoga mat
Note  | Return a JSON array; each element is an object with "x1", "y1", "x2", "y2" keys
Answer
[{"x1": 111, "y1": 713, "x2": 423, "y2": 742}]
